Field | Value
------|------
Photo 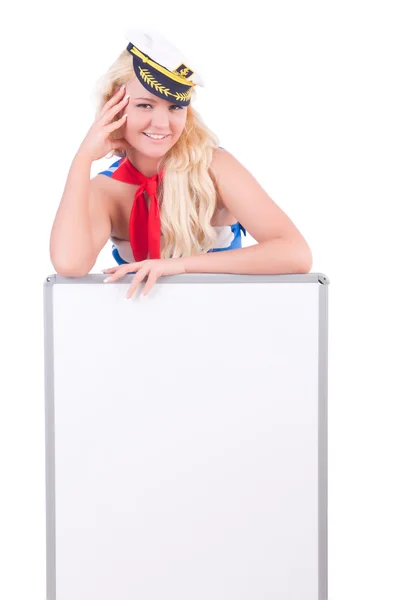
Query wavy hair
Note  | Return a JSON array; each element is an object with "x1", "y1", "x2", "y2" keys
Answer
[{"x1": 91, "y1": 49, "x2": 222, "y2": 259}]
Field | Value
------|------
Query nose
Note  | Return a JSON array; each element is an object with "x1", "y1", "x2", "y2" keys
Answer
[{"x1": 150, "y1": 107, "x2": 171, "y2": 129}]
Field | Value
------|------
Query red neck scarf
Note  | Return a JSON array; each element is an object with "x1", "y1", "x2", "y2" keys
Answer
[{"x1": 111, "y1": 156, "x2": 165, "y2": 262}]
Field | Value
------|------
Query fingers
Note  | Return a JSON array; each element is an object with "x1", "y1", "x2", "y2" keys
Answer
[
  {"x1": 103, "y1": 263, "x2": 139, "y2": 282},
  {"x1": 126, "y1": 267, "x2": 153, "y2": 299},
  {"x1": 106, "y1": 94, "x2": 130, "y2": 123},
  {"x1": 106, "y1": 113, "x2": 128, "y2": 134},
  {"x1": 141, "y1": 270, "x2": 158, "y2": 296},
  {"x1": 100, "y1": 85, "x2": 126, "y2": 117},
  {"x1": 103, "y1": 261, "x2": 158, "y2": 299},
  {"x1": 100, "y1": 95, "x2": 130, "y2": 128}
]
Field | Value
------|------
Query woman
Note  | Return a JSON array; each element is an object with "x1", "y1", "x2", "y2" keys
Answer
[{"x1": 50, "y1": 28, "x2": 312, "y2": 298}]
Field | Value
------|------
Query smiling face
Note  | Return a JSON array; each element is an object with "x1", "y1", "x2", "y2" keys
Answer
[{"x1": 121, "y1": 76, "x2": 188, "y2": 157}]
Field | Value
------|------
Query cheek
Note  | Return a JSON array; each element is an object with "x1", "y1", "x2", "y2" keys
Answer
[
  {"x1": 123, "y1": 112, "x2": 143, "y2": 134},
  {"x1": 176, "y1": 114, "x2": 187, "y2": 133}
]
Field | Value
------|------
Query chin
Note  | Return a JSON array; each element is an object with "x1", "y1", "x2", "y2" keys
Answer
[{"x1": 141, "y1": 138, "x2": 176, "y2": 151}]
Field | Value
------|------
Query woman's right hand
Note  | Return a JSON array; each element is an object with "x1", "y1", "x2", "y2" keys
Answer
[{"x1": 77, "y1": 85, "x2": 130, "y2": 162}]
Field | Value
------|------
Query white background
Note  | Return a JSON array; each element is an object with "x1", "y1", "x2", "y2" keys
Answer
[{"x1": 1, "y1": 1, "x2": 396, "y2": 599}]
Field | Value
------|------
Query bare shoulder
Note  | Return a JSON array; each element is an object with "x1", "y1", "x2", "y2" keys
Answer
[
  {"x1": 90, "y1": 172, "x2": 136, "y2": 240},
  {"x1": 88, "y1": 175, "x2": 116, "y2": 229},
  {"x1": 89, "y1": 172, "x2": 126, "y2": 217},
  {"x1": 208, "y1": 148, "x2": 312, "y2": 247},
  {"x1": 209, "y1": 146, "x2": 227, "y2": 171},
  {"x1": 208, "y1": 147, "x2": 233, "y2": 212},
  {"x1": 208, "y1": 147, "x2": 241, "y2": 191},
  {"x1": 209, "y1": 145, "x2": 231, "y2": 161},
  {"x1": 91, "y1": 172, "x2": 118, "y2": 197}
]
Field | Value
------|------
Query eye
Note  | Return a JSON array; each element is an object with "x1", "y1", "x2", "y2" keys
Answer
[{"x1": 137, "y1": 103, "x2": 182, "y2": 111}]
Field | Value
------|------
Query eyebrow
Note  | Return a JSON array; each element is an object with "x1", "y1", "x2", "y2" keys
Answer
[{"x1": 134, "y1": 97, "x2": 159, "y2": 102}]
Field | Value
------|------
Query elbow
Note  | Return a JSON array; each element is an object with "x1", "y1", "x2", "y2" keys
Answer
[
  {"x1": 50, "y1": 247, "x2": 96, "y2": 278},
  {"x1": 298, "y1": 261, "x2": 312, "y2": 274},
  {"x1": 53, "y1": 265, "x2": 91, "y2": 278},
  {"x1": 298, "y1": 246, "x2": 313, "y2": 273},
  {"x1": 290, "y1": 239, "x2": 313, "y2": 274},
  {"x1": 50, "y1": 257, "x2": 94, "y2": 278}
]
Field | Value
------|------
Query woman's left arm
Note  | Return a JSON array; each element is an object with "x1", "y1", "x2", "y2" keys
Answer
[{"x1": 182, "y1": 149, "x2": 313, "y2": 275}]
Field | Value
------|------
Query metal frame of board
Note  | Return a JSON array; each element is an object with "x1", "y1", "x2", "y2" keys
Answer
[{"x1": 43, "y1": 272, "x2": 329, "y2": 600}]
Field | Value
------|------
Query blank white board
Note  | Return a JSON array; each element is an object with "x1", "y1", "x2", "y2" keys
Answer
[{"x1": 43, "y1": 272, "x2": 329, "y2": 600}]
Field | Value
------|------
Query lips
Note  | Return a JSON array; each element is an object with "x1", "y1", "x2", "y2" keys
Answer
[{"x1": 143, "y1": 133, "x2": 170, "y2": 139}]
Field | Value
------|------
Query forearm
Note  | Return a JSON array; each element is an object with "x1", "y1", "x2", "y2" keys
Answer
[
  {"x1": 49, "y1": 152, "x2": 96, "y2": 275},
  {"x1": 181, "y1": 237, "x2": 313, "y2": 274}
]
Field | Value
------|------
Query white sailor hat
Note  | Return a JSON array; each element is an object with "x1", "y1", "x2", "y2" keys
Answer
[{"x1": 124, "y1": 27, "x2": 205, "y2": 107}]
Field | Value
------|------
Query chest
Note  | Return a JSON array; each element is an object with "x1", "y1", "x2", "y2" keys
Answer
[{"x1": 109, "y1": 182, "x2": 236, "y2": 241}]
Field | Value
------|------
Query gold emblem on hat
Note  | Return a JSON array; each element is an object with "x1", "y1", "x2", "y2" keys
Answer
[{"x1": 174, "y1": 63, "x2": 194, "y2": 79}]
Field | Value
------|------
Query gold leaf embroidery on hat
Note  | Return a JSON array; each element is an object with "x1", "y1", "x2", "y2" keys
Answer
[
  {"x1": 138, "y1": 67, "x2": 192, "y2": 101},
  {"x1": 175, "y1": 90, "x2": 192, "y2": 101},
  {"x1": 139, "y1": 67, "x2": 172, "y2": 97}
]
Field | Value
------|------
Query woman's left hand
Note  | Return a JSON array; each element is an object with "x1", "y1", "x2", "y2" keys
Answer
[{"x1": 102, "y1": 258, "x2": 186, "y2": 299}]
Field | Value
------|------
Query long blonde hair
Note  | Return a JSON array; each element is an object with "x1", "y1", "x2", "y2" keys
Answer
[{"x1": 92, "y1": 49, "x2": 222, "y2": 259}]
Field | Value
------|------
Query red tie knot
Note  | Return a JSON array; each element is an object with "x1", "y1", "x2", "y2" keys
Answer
[{"x1": 146, "y1": 178, "x2": 158, "y2": 197}]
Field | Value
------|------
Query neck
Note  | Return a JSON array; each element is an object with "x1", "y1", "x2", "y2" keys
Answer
[{"x1": 125, "y1": 148, "x2": 163, "y2": 178}]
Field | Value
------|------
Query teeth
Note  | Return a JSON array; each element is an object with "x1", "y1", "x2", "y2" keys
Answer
[{"x1": 145, "y1": 133, "x2": 167, "y2": 139}]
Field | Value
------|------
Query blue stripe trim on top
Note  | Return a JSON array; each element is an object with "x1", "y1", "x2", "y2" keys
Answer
[
  {"x1": 97, "y1": 158, "x2": 123, "y2": 177},
  {"x1": 111, "y1": 222, "x2": 247, "y2": 266}
]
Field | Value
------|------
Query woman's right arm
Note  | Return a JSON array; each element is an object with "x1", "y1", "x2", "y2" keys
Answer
[
  {"x1": 49, "y1": 152, "x2": 111, "y2": 277},
  {"x1": 49, "y1": 84, "x2": 130, "y2": 276}
]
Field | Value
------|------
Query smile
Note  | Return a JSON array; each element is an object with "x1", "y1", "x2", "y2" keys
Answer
[{"x1": 143, "y1": 133, "x2": 170, "y2": 140}]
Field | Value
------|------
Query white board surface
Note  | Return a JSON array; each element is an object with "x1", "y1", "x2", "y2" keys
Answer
[{"x1": 44, "y1": 272, "x2": 329, "y2": 600}]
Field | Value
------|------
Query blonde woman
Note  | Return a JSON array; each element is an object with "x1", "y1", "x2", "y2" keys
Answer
[{"x1": 50, "y1": 28, "x2": 312, "y2": 298}]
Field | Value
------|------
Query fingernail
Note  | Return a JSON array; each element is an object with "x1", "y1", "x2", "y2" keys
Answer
[{"x1": 103, "y1": 278, "x2": 110, "y2": 283}]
